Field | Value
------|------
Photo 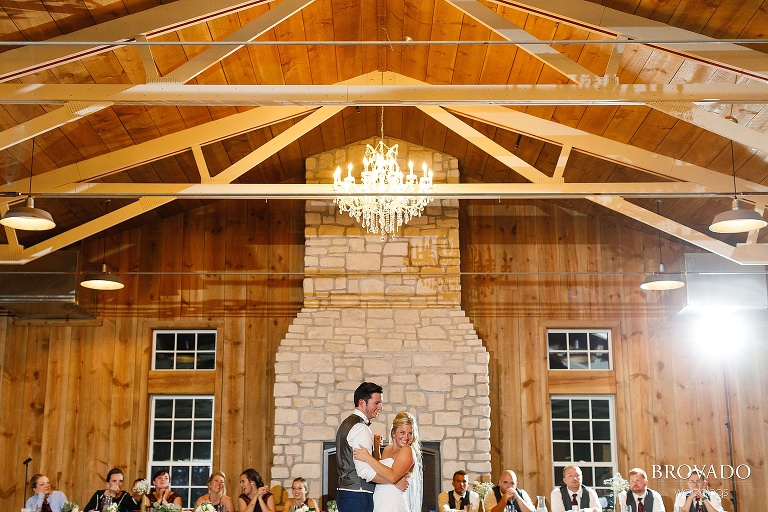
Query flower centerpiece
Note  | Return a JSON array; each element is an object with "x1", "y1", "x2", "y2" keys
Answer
[
  {"x1": 105, "y1": 504, "x2": 119, "y2": 512},
  {"x1": 62, "y1": 502, "x2": 79, "y2": 512},
  {"x1": 132, "y1": 479, "x2": 151, "y2": 496},
  {"x1": 327, "y1": 501, "x2": 337, "y2": 512},
  {"x1": 604, "y1": 473, "x2": 629, "y2": 512},
  {"x1": 195, "y1": 502, "x2": 216, "y2": 512},
  {"x1": 472, "y1": 481, "x2": 494, "y2": 501},
  {"x1": 295, "y1": 505, "x2": 315, "y2": 512},
  {"x1": 153, "y1": 504, "x2": 182, "y2": 512}
]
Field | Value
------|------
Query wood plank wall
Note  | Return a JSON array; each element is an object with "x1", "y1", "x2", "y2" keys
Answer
[{"x1": 0, "y1": 198, "x2": 766, "y2": 512}]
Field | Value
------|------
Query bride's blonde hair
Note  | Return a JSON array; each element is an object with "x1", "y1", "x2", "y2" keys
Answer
[{"x1": 389, "y1": 411, "x2": 421, "y2": 457}]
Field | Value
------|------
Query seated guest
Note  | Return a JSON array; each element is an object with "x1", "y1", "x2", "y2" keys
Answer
[
  {"x1": 283, "y1": 477, "x2": 318, "y2": 512},
  {"x1": 144, "y1": 470, "x2": 182, "y2": 510},
  {"x1": 25, "y1": 474, "x2": 68, "y2": 512},
  {"x1": 549, "y1": 465, "x2": 601, "y2": 512},
  {"x1": 195, "y1": 472, "x2": 235, "y2": 512},
  {"x1": 618, "y1": 468, "x2": 665, "y2": 512},
  {"x1": 238, "y1": 469, "x2": 276, "y2": 512},
  {"x1": 125, "y1": 478, "x2": 146, "y2": 512},
  {"x1": 485, "y1": 470, "x2": 534, "y2": 512},
  {"x1": 673, "y1": 470, "x2": 724, "y2": 512},
  {"x1": 438, "y1": 471, "x2": 480, "y2": 512},
  {"x1": 84, "y1": 468, "x2": 135, "y2": 512}
]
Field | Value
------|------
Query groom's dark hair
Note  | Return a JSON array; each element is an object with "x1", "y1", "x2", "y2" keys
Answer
[{"x1": 354, "y1": 381, "x2": 383, "y2": 406}]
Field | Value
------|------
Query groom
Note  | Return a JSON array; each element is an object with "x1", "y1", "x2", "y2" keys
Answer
[{"x1": 336, "y1": 382, "x2": 384, "y2": 512}]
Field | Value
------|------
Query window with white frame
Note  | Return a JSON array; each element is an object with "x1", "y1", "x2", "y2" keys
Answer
[
  {"x1": 551, "y1": 395, "x2": 617, "y2": 507},
  {"x1": 153, "y1": 330, "x2": 217, "y2": 370},
  {"x1": 547, "y1": 329, "x2": 612, "y2": 370},
  {"x1": 148, "y1": 395, "x2": 214, "y2": 507}
]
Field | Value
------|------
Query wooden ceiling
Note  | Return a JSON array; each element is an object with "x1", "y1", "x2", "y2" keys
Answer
[{"x1": 1, "y1": 0, "x2": 767, "y2": 264}]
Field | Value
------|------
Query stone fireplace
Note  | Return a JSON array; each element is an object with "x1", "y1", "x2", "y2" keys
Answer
[{"x1": 271, "y1": 138, "x2": 491, "y2": 506}]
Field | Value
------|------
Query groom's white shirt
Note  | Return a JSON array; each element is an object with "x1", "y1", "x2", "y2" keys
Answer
[{"x1": 347, "y1": 409, "x2": 377, "y2": 485}]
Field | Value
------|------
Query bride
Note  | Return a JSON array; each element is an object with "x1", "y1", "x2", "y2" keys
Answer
[{"x1": 353, "y1": 411, "x2": 423, "y2": 512}]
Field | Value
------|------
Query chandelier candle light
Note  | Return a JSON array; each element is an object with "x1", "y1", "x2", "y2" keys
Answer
[{"x1": 331, "y1": 108, "x2": 435, "y2": 238}]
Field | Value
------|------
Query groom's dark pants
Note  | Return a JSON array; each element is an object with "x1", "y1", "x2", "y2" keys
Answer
[{"x1": 337, "y1": 489, "x2": 374, "y2": 512}]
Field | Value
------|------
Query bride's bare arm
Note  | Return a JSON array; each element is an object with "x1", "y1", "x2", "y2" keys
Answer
[{"x1": 353, "y1": 445, "x2": 414, "y2": 484}]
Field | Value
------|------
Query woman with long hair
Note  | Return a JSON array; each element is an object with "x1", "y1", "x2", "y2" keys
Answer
[
  {"x1": 195, "y1": 471, "x2": 234, "y2": 512},
  {"x1": 283, "y1": 477, "x2": 319, "y2": 512},
  {"x1": 238, "y1": 469, "x2": 275, "y2": 512}
]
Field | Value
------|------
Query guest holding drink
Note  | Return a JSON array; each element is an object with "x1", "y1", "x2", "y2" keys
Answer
[
  {"x1": 143, "y1": 470, "x2": 182, "y2": 510},
  {"x1": 283, "y1": 478, "x2": 319, "y2": 512},
  {"x1": 84, "y1": 468, "x2": 135, "y2": 512},
  {"x1": 25, "y1": 474, "x2": 68, "y2": 512},
  {"x1": 238, "y1": 469, "x2": 275, "y2": 512},
  {"x1": 195, "y1": 472, "x2": 235, "y2": 512}
]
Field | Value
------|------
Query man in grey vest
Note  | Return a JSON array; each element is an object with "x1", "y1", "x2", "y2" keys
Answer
[
  {"x1": 336, "y1": 382, "x2": 384, "y2": 512},
  {"x1": 618, "y1": 468, "x2": 665, "y2": 512},
  {"x1": 550, "y1": 465, "x2": 602, "y2": 512}
]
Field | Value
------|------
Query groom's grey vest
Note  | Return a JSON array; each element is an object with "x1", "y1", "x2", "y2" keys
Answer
[{"x1": 336, "y1": 414, "x2": 375, "y2": 492}]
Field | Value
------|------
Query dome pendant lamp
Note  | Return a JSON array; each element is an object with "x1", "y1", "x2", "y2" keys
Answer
[{"x1": 0, "y1": 138, "x2": 55, "y2": 231}]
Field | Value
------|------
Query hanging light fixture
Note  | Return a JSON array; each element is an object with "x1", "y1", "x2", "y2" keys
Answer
[
  {"x1": 709, "y1": 139, "x2": 767, "y2": 233},
  {"x1": 80, "y1": 200, "x2": 124, "y2": 291},
  {"x1": 0, "y1": 138, "x2": 55, "y2": 231},
  {"x1": 641, "y1": 200, "x2": 685, "y2": 291},
  {"x1": 331, "y1": 107, "x2": 435, "y2": 238}
]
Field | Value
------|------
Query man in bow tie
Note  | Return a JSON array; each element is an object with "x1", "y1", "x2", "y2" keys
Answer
[
  {"x1": 618, "y1": 468, "x2": 665, "y2": 512},
  {"x1": 336, "y1": 382, "x2": 385, "y2": 512},
  {"x1": 438, "y1": 471, "x2": 480, "y2": 512}
]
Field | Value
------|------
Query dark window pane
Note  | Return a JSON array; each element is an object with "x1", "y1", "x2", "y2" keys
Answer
[
  {"x1": 573, "y1": 443, "x2": 591, "y2": 462},
  {"x1": 594, "y1": 442, "x2": 612, "y2": 462},
  {"x1": 552, "y1": 442, "x2": 571, "y2": 461},
  {"x1": 195, "y1": 400, "x2": 213, "y2": 419},
  {"x1": 153, "y1": 442, "x2": 171, "y2": 460},
  {"x1": 194, "y1": 420, "x2": 212, "y2": 440},
  {"x1": 595, "y1": 468, "x2": 613, "y2": 487},
  {"x1": 589, "y1": 332, "x2": 609, "y2": 351},
  {"x1": 569, "y1": 353, "x2": 589, "y2": 369},
  {"x1": 191, "y1": 488, "x2": 207, "y2": 505},
  {"x1": 198, "y1": 333, "x2": 216, "y2": 351},
  {"x1": 154, "y1": 421, "x2": 173, "y2": 440},
  {"x1": 155, "y1": 353, "x2": 174, "y2": 370},
  {"x1": 572, "y1": 421, "x2": 591, "y2": 440},
  {"x1": 176, "y1": 399, "x2": 193, "y2": 418},
  {"x1": 551, "y1": 399, "x2": 569, "y2": 419},
  {"x1": 172, "y1": 466, "x2": 190, "y2": 486},
  {"x1": 554, "y1": 467, "x2": 565, "y2": 486},
  {"x1": 591, "y1": 352, "x2": 610, "y2": 369},
  {"x1": 593, "y1": 421, "x2": 610, "y2": 440},
  {"x1": 176, "y1": 353, "x2": 195, "y2": 370},
  {"x1": 548, "y1": 332, "x2": 567, "y2": 351},
  {"x1": 156, "y1": 333, "x2": 175, "y2": 351},
  {"x1": 193, "y1": 442, "x2": 211, "y2": 460},
  {"x1": 549, "y1": 352, "x2": 568, "y2": 370},
  {"x1": 174, "y1": 420, "x2": 193, "y2": 440},
  {"x1": 177, "y1": 333, "x2": 196, "y2": 351},
  {"x1": 552, "y1": 421, "x2": 571, "y2": 440},
  {"x1": 197, "y1": 353, "x2": 216, "y2": 370},
  {"x1": 581, "y1": 467, "x2": 595, "y2": 486},
  {"x1": 191, "y1": 466, "x2": 210, "y2": 486},
  {"x1": 592, "y1": 400, "x2": 610, "y2": 419},
  {"x1": 155, "y1": 400, "x2": 174, "y2": 419},
  {"x1": 572, "y1": 400, "x2": 589, "y2": 419},
  {"x1": 569, "y1": 332, "x2": 588, "y2": 350},
  {"x1": 173, "y1": 442, "x2": 191, "y2": 461},
  {"x1": 151, "y1": 466, "x2": 169, "y2": 478}
]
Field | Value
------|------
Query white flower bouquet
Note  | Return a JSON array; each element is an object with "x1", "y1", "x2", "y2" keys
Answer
[
  {"x1": 195, "y1": 502, "x2": 216, "y2": 512},
  {"x1": 132, "y1": 479, "x2": 151, "y2": 496},
  {"x1": 604, "y1": 473, "x2": 629, "y2": 511},
  {"x1": 105, "y1": 504, "x2": 119, "y2": 512},
  {"x1": 62, "y1": 502, "x2": 80, "y2": 512},
  {"x1": 327, "y1": 501, "x2": 337, "y2": 512},
  {"x1": 472, "y1": 481, "x2": 494, "y2": 501}
]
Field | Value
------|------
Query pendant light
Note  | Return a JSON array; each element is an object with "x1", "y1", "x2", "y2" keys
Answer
[
  {"x1": 0, "y1": 139, "x2": 55, "y2": 231},
  {"x1": 641, "y1": 200, "x2": 685, "y2": 291},
  {"x1": 709, "y1": 140, "x2": 767, "y2": 233},
  {"x1": 80, "y1": 200, "x2": 124, "y2": 291}
]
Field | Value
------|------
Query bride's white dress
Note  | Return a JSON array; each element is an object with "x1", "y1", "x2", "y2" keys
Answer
[{"x1": 373, "y1": 458, "x2": 409, "y2": 512}]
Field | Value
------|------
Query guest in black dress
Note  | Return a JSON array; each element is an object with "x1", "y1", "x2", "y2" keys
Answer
[
  {"x1": 84, "y1": 468, "x2": 135, "y2": 512},
  {"x1": 238, "y1": 469, "x2": 275, "y2": 512}
]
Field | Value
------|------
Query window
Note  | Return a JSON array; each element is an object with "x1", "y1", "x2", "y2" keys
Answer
[
  {"x1": 551, "y1": 395, "x2": 617, "y2": 506},
  {"x1": 547, "y1": 329, "x2": 611, "y2": 370},
  {"x1": 153, "y1": 330, "x2": 217, "y2": 370},
  {"x1": 148, "y1": 395, "x2": 214, "y2": 507}
]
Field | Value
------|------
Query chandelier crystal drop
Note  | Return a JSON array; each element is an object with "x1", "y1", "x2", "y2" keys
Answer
[{"x1": 332, "y1": 140, "x2": 435, "y2": 238}]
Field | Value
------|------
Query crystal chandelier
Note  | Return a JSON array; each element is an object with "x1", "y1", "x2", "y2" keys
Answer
[{"x1": 332, "y1": 108, "x2": 435, "y2": 238}]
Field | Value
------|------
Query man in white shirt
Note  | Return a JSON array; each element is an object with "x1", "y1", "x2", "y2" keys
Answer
[
  {"x1": 618, "y1": 468, "x2": 665, "y2": 512},
  {"x1": 484, "y1": 470, "x2": 534, "y2": 512},
  {"x1": 438, "y1": 471, "x2": 481, "y2": 512},
  {"x1": 336, "y1": 382, "x2": 385, "y2": 512},
  {"x1": 673, "y1": 470, "x2": 724, "y2": 512},
  {"x1": 550, "y1": 465, "x2": 602, "y2": 512}
]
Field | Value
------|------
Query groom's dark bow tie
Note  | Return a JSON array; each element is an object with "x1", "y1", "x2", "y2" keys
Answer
[{"x1": 365, "y1": 420, "x2": 371, "y2": 426}]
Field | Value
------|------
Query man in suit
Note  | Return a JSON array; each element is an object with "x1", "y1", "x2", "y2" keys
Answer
[
  {"x1": 336, "y1": 382, "x2": 384, "y2": 512},
  {"x1": 438, "y1": 470, "x2": 481, "y2": 512},
  {"x1": 618, "y1": 468, "x2": 665, "y2": 512},
  {"x1": 550, "y1": 465, "x2": 602, "y2": 512}
]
